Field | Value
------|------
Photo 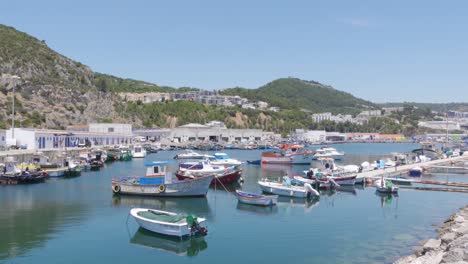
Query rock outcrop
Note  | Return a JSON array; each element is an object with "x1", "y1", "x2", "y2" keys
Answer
[{"x1": 394, "y1": 206, "x2": 468, "y2": 264}]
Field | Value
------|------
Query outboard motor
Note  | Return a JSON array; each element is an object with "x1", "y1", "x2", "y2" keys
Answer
[{"x1": 187, "y1": 215, "x2": 208, "y2": 236}]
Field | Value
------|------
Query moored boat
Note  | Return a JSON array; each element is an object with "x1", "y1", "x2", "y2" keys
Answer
[
  {"x1": 312, "y1": 146, "x2": 345, "y2": 160},
  {"x1": 130, "y1": 208, "x2": 208, "y2": 237},
  {"x1": 175, "y1": 169, "x2": 242, "y2": 185},
  {"x1": 112, "y1": 161, "x2": 214, "y2": 197},
  {"x1": 235, "y1": 190, "x2": 278, "y2": 206},
  {"x1": 258, "y1": 177, "x2": 319, "y2": 198},
  {"x1": 132, "y1": 145, "x2": 147, "y2": 158},
  {"x1": 375, "y1": 177, "x2": 399, "y2": 194},
  {"x1": 209, "y1": 153, "x2": 242, "y2": 167},
  {"x1": 261, "y1": 144, "x2": 314, "y2": 165},
  {"x1": 174, "y1": 150, "x2": 210, "y2": 160}
]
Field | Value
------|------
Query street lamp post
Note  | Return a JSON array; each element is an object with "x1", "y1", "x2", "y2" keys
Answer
[{"x1": 8, "y1": 75, "x2": 21, "y2": 140}]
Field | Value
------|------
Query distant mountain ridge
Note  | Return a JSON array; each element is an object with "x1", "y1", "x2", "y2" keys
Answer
[
  {"x1": 221, "y1": 78, "x2": 377, "y2": 115},
  {"x1": 1, "y1": 24, "x2": 464, "y2": 132}
]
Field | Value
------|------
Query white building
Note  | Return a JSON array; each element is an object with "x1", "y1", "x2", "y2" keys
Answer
[
  {"x1": 418, "y1": 121, "x2": 460, "y2": 131},
  {"x1": 242, "y1": 103, "x2": 256, "y2": 110},
  {"x1": 269, "y1": 106, "x2": 280, "y2": 112},
  {"x1": 5, "y1": 128, "x2": 133, "y2": 150},
  {"x1": 169, "y1": 127, "x2": 263, "y2": 143},
  {"x1": 296, "y1": 129, "x2": 326, "y2": 143},
  {"x1": 357, "y1": 110, "x2": 382, "y2": 118},
  {"x1": 257, "y1": 101, "x2": 269, "y2": 109},
  {"x1": 88, "y1": 123, "x2": 133, "y2": 135}
]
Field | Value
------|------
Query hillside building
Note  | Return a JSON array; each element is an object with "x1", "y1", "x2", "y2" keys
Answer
[{"x1": 418, "y1": 121, "x2": 460, "y2": 131}]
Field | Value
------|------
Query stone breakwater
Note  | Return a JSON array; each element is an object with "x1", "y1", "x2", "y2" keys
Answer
[{"x1": 395, "y1": 205, "x2": 468, "y2": 264}]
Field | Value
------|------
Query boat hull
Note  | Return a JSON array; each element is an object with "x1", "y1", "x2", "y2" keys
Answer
[
  {"x1": 130, "y1": 208, "x2": 206, "y2": 237},
  {"x1": 236, "y1": 191, "x2": 278, "y2": 206},
  {"x1": 330, "y1": 175, "x2": 356, "y2": 185},
  {"x1": 175, "y1": 170, "x2": 242, "y2": 185},
  {"x1": 46, "y1": 168, "x2": 67, "y2": 177},
  {"x1": 258, "y1": 181, "x2": 316, "y2": 198},
  {"x1": 112, "y1": 175, "x2": 214, "y2": 197}
]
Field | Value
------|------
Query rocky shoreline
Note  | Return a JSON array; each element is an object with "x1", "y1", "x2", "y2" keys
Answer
[{"x1": 395, "y1": 205, "x2": 468, "y2": 264}]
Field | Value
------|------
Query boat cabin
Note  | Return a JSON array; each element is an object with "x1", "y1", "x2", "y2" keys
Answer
[
  {"x1": 30, "y1": 153, "x2": 50, "y2": 165},
  {"x1": 140, "y1": 161, "x2": 171, "y2": 185},
  {"x1": 2, "y1": 156, "x2": 21, "y2": 175},
  {"x1": 214, "y1": 153, "x2": 230, "y2": 160}
]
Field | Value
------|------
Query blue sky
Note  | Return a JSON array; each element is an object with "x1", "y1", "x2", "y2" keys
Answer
[{"x1": 1, "y1": 0, "x2": 467, "y2": 103}]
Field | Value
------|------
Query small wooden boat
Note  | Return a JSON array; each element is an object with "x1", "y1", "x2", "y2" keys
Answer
[
  {"x1": 130, "y1": 208, "x2": 207, "y2": 237},
  {"x1": 235, "y1": 190, "x2": 278, "y2": 206},
  {"x1": 247, "y1": 160, "x2": 261, "y2": 165},
  {"x1": 258, "y1": 177, "x2": 320, "y2": 198}
]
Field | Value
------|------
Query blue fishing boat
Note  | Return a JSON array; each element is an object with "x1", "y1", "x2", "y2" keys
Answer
[{"x1": 112, "y1": 161, "x2": 214, "y2": 197}]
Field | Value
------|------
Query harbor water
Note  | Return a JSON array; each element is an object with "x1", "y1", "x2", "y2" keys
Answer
[{"x1": 1, "y1": 143, "x2": 467, "y2": 264}]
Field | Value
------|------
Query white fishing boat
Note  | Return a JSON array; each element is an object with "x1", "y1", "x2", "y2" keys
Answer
[
  {"x1": 293, "y1": 175, "x2": 341, "y2": 188},
  {"x1": 258, "y1": 177, "x2": 319, "y2": 198},
  {"x1": 132, "y1": 145, "x2": 147, "y2": 158},
  {"x1": 374, "y1": 176, "x2": 399, "y2": 194},
  {"x1": 235, "y1": 190, "x2": 278, "y2": 206},
  {"x1": 174, "y1": 150, "x2": 210, "y2": 160},
  {"x1": 130, "y1": 208, "x2": 207, "y2": 237},
  {"x1": 303, "y1": 158, "x2": 357, "y2": 185},
  {"x1": 209, "y1": 153, "x2": 242, "y2": 167},
  {"x1": 112, "y1": 161, "x2": 214, "y2": 197},
  {"x1": 178, "y1": 159, "x2": 236, "y2": 175},
  {"x1": 312, "y1": 147, "x2": 345, "y2": 160}
]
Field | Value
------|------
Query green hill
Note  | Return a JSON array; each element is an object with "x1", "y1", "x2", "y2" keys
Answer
[{"x1": 221, "y1": 78, "x2": 377, "y2": 115}]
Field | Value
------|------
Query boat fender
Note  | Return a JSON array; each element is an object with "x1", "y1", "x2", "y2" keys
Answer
[
  {"x1": 112, "y1": 185, "x2": 121, "y2": 193},
  {"x1": 158, "y1": 184, "x2": 166, "y2": 193}
]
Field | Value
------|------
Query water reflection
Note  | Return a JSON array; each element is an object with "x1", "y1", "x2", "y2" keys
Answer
[
  {"x1": 375, "y1": 192, "x2": 400, "y2": 219},
  {"x1": 210, "y1": 182, "x2": 241, "y2": 192},
  {"x1": 236, "y1": 202, "x2": 278, "y2": 215},
  {"x1": 130, "y1": 228, "x2": 208, "y2": 257},
  {"x1": 336, "y1": 185, "x2": 357, "y2": 195},
  {"x1": 0, "y1": 202, "x2": 87, "y2": 260},
  {"x1": 276, "y1": 196, "x2": 320, "y2": 213},
  {"x1": 111, "y1": 195, "x2": 212, "y2": 217}
]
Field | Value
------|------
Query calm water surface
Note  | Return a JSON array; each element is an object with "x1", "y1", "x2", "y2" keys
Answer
[{"x1": 1, "y1": 143, "x2": 467, "y2": 264}]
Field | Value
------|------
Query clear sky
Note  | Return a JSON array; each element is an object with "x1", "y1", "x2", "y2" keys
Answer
[{"x1": 1, "y1": 0, "x2": 467, "y2": 103}]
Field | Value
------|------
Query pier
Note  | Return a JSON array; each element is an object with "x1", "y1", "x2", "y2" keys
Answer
[
  {"x1": 359, "y1": 155, "x2": 468, "y2": 190},
  {"x1": 358, "y1": 155, "x2": 468, "y2": 179}
]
